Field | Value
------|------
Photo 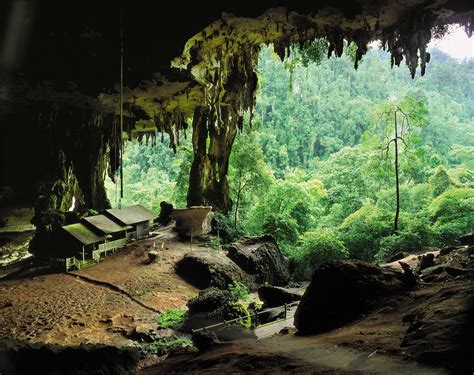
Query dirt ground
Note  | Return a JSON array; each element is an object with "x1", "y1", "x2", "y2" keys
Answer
[
  {"x1": 0, "y1": 227, "x2": 201, "y2": 347},
  {"x1": 151, "y1": 282, "x2": 460, "y2": 375},
  {"x1": 146, "y1": 246, "x2": 474, "y2": 374},
  {"x1": 73, "y1": 228, "x2": 199, "y2": 311}
]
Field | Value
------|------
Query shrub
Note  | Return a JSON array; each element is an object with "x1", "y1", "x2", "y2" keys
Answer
[
  {"x1": 293, "y1": 228, "x2": 348, "y2": 279},
  {"x1": 227, "y1": 280, "x2": 250, "y2": 301},
  {"x1": 262, "y1": 213, "x2": 300, "y2": 246},
  {"x1": 429, "y1": 187, "x2": 474, "y2": 244},
  {"x1": 339, "y1": 205, "x2": 392, "y2": 261},
  {"x1": 231, "y1": 300, "x2": 252, "y2": 328},
  {"x1": 149, "y1": 336, "x2": 193, "y2": 356},
  {"x1": 212, "y1": 212, "x2": 244, "y2": 243},
  {"x1": 201, "y1": 235, "x2": 222, "y2": 251},
  {"x1": 429, "y1": 166, "x2": 453, "y2": 197},
  {"x1": 157, "y1": 308, "x2": 187, "y2": 328}
]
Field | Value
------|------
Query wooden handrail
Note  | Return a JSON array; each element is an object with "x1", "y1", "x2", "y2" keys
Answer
[{"x1": 191, "y1": 300, "x2": 300, "y2": 333}]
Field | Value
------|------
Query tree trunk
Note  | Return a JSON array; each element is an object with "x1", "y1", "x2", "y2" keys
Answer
[
  {"x1": 187, "y1": 107, "x2": 238, "y2": 213},
  {"x1": 393, "y1": 112, "x2": 400, "y2": 234},
  {"x1": 234, "y1": 178, "x2": 242, "y2": 230}
]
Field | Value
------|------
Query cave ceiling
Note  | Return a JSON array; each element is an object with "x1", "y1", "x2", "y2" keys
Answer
[
  {"x1": 0, "y1": 0, "x2": 473, "y2": 198},
  {"x1": 1, "y1": 0, "x2": 473, "y2": 134}
]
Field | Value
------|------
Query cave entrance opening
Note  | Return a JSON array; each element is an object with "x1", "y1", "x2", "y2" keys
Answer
[{"x1": 102, "y1": 27, "x2": 473, "y2": 268}]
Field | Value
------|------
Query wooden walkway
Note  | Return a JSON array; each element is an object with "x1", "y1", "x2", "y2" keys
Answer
[{"x1": 254, "y1": 305, "x2": 298, "y2": 339}]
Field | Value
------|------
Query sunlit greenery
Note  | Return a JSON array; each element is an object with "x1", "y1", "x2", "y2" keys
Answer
[
  {"x1": 157, "y1": 308, "x2": 187, "y2": 328},
  {"x1": 107, "y1": 44, "x2": 473, "y2": 274},
  {"x1": 148, "y1": 336, "x2": 193, "y2": 356}
]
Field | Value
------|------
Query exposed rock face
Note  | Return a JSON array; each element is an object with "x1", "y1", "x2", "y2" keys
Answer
[
  {"x1": 459, "y1": 233, "x2": 474, "y2": 246},
  {"x1": 0, "y1": 340, "x2": 140, "y2": 374},
  {"x1": 401, "y1": 281, "x2": 474, "y2": 373},
  {"x1": 157, "y1": 201, "x2": 174, "y2": 226},
  {"x1": 171, "y1": 206, "x2": 213, "y2": 237},
  {"x1": 175, "y1": 250, "x2": 254, "y2": 290},
  {"x1": 294, "y1": 260, "x2": 415, "y2": 334},
  {"x1": 4, "y1": 1, "x2": 474, "y2": 226},
  {"x1": 227, "y1": 236, "x2": 290, "y2": 286},
  {"x1": 258, "y1": 285, "x2": 302, "y2": 309},
  {"x1": 183, "y1": 287, "x2": 238, "y2": 330},
  {"x1": 183, "y1": 287, "x2": 256, "y2": 340}
]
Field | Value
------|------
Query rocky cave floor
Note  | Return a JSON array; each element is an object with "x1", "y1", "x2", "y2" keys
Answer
[
  {"x1": 0, "y1": 226, "x2": 473, "y2": 374},
  {"x1": 154, "y1": 279, "x2": 473, "y2": 374},
  {"x1": 0, "y1": 206, "x2": 35, "y2": 268},
  {"x1": 0, "y1": 226, "x2": 199, "y2": 347}
]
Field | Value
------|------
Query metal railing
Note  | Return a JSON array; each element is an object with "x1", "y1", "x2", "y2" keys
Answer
[{"x1": 191, "y1": 300, "x2": 300, "y2": 334}]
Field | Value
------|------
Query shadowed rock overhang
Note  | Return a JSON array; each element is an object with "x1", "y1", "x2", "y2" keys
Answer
[{"x1": 0, "y1": 0, "x2": 473, "y2": 214}]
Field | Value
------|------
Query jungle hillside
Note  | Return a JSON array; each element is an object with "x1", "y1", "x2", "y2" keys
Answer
[{"x1": 106, "y1": 44, "x2": 474, "y2": 278}]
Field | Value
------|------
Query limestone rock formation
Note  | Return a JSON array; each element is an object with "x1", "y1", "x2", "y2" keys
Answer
[
  {"x1": 227, "y1": 236, "x2": 290, "y2": 286},
  {"x1": 0, "y1": 340, "x2": 140, "y2": 374},
  {"x1": 175, "y1": 250, "x2": 254, "y2": 290},
  {"x1": 294, "y1": 259, "x2": 415, "y2": 334},
  {"x1": 459, "y1": 233, "x2": 474, "y2": 246},
  {"x1": 183, "y1": 287, "x2": 256, "y2": 340},
  {"x1": 171, "y1": 206, "x2": 213, "y2": 238},
  {"x1": 258, "y1": 285, "x2": 302, "y2": 309},
  {"x1": 182, "y1": 287, "x2": 238, "y2": 330},
  {"x1": 157, "y1": 201, "x2": 174, "y2": 226},
  {"x1": 401, "y1": 281, "x2": 474, "y2": 372}
]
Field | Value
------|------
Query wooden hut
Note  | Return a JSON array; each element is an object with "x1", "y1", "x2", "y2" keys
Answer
[
  {"x1": 61, "y1": 222, "x2": 106, "y2": 269},
  {"x1": 82, "y1": 214, "x2": 132, "y2": 240},
  {"x1": 104, "y1": 204, "x2": 158, "y2": 238}
]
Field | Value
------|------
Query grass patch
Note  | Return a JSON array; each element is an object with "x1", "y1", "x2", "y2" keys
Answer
[
  {"x1": 157, "y1": 308, "x2": 187, "y2": 328},
  {"x1": 149, "y1": 336, "x2": 193, "y2": 356}
]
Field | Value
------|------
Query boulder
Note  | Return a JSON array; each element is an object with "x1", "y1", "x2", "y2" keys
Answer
[
  {"x1": 439, "y1": 246, "x2": 458, "y2": 256},
  {"x1": 459, "y1": 233, "x2": 474, "y2": 246},
  {"x1": 257, "y1": 306, "x2": 286, "y2": 325},
  {"x1": 416, "y1": 253, "x2": 435, "y2": 272},
  {"x1": 388, "y1": 251, "x2": 409, "y2": 262},
  {"x1": 176, "y1": 250, "x2": 254, "y2": 290},
  {"x1": 183, "y1": 287, "x2": 237, "y2": 330},
  {"x1": 183, "y1": 288, "x2": 257, "y2": 341},
  {"x1": 294, "y1": 260, "x2": 415, "y2": 335},
  {"x1": 171, "y1": 206, "x2": 213, "y2": 238},
  {"x1": 401, "y1": 282, "x2": 474, "y2": 373},
  {"x1": 258, "y1": 285, "x2": 302, "y2": 309},
  {"x1": 227, "y1": 236, "x2": 290, "y2": 286},
  {"x1": 147, "y1": 250, "x2": 159, "y2": 263},
  {"x1": 192, "y1": 330, "x2": 222, "y2": 351},
  {"x1": 157, "y1": 201, "x2": 174, "y2": 225}
]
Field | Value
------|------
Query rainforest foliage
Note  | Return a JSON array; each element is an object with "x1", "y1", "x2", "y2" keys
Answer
[{"x1": 107, "y1": 44, "x2": 474, "y2": 278}]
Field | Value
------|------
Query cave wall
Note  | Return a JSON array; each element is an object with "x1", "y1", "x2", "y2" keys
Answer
[{"x1": 0, "y1": 97, "x2": 123, "y2": 257}]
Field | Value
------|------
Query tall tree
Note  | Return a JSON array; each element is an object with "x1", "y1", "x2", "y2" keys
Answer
[{"x1": 376, "y1": 97, "x2": 427, "y2": 233}]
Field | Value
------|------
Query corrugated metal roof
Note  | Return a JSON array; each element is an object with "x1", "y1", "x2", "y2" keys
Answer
[
  {"x1": 62, "y1": 223, "x2": 105, "y2": 245},
  {"x1": 104, "y1": 204, "x2": 157, "y2": 225},
  {"x1": 82, "y1": 214, "x2": 132, "y2": 234}
]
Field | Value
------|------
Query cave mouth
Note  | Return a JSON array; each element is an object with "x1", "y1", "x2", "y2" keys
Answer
[
  {"x1": 0, "y1": 3, "x2": 473, "y2": 372},
  {"x1": 0, "y1": 1, "x2": 473, "y2": 259},
  {"x1": 109, "y1": 34, "x2": 473, "y2": 267}
]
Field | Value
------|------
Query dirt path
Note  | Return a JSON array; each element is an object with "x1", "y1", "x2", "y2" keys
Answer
[
  {"x1": 246, "y1": 334, "x2": 447, "y2": 375},
  {"x1": 65, "y1": 272, "x2": 161, "y2": 314},
  {"x1": 254, "y1": 305, "x2": 297, "y2": 339}
]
